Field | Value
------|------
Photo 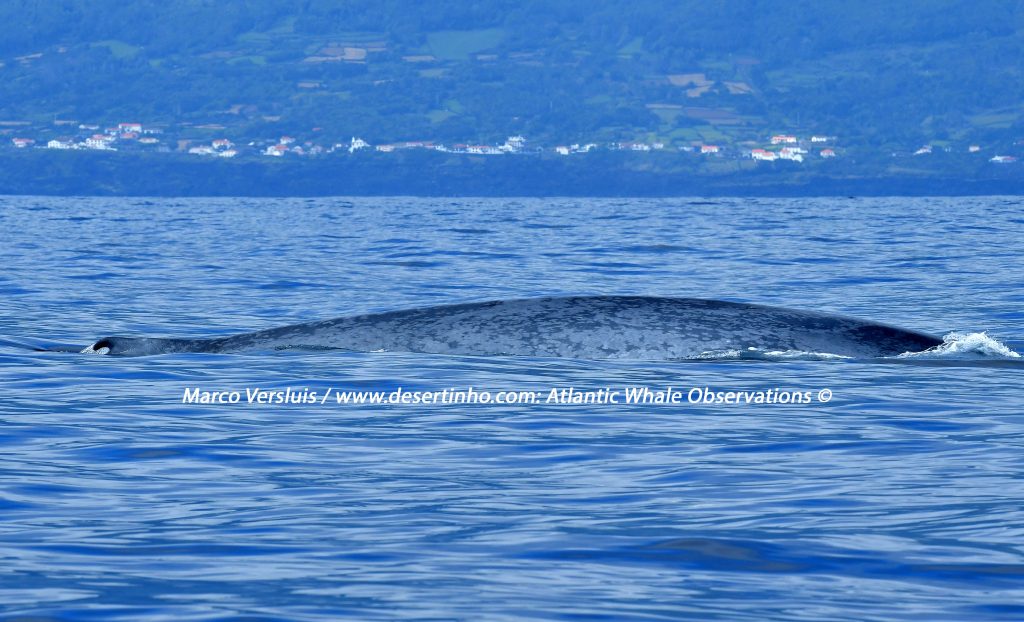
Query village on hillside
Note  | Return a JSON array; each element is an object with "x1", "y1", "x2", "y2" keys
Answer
[{"x1": 2, "y1": 121, "x2": 1019, "y2": 165}]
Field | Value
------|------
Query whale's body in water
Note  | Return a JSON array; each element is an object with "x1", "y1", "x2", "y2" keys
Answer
[{"x1": 82, "y1": 296, "x2": 943, "y2": 359}]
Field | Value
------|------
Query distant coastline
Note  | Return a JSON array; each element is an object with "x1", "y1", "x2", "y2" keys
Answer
[
  {"x1": 1, "y1": 148, "x2": 1020, "y2": 197},
  {"x1": 5, "y1": 3, "x2": 1024, "y2": 203}
]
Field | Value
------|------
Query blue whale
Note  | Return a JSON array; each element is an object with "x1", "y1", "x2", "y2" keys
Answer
[{"x1": 81, "y1": 296, "x2": 943, "y2": 359}]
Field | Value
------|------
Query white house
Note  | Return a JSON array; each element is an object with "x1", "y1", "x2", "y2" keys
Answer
[
  {"x1": 555, "y1": 146, "x2": 570, "y2": 155},
  {"x1": 84, "y1": 136, "x2": 114, "y2": 150},
  {"x1": 700, "y1": 144, "x2": 719, "y2": 154},
  {"x1": 914, "y1": 145, "x2": 933, "y2": 156},
  {"x1": 750, "y1": 148, "x2": 776, "y2": 161},
  {"x1": 11, "y1": 138, "x2": 34, "y2": 148},
  {"x1": 990, "y1": 155, "x2": 1017, "y2": 163},
  {"x1": 264, "y1": 144, "x2": 287, "y2": 156},
  {"x1": 779, "y1": 147, "x2": 804, "y2": 162},
  {"x1": 504, "y1": 135, "x2": 526, "y2": 151},
  {"x1": 820, "y1": 148, "x2": 836, "y2": 158},
  {"x1": 465, "y1": 145, "x2": 502, "y2": 154},
  {"x1": 349, "y1": 137, "x2": 370, "y2": 153},
  {"x1": 771, "y1": 134, "x2": 797, "y2": 145},
  {"x1": 47, "y1": 139, "x2": 74, "y2": 149}
]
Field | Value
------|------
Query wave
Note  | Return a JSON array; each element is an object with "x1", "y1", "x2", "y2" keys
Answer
[
  {"x1": 898, "y1": 332, "x2": 1021, "y2": 359},
  {"x1": 693, "y1": 348, "x2": 854, "y2": 362},
  {"x1": 689, "y1": 332, "x2": 1021, "y2": 364}
]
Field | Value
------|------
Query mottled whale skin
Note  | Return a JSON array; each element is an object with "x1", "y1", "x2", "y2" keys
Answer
[{"x1": 83, "y1": 296, "x2": 943, "y2": 359}]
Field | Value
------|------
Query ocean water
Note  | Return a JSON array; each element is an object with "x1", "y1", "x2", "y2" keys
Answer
[{"x1": 1, "y1": 195, "x2": 1023, "y2": 621}]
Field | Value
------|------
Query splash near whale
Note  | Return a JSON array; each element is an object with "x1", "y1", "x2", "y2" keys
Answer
[{"x1": 79, "y1": 296, "x2": 946, "y2": 360}]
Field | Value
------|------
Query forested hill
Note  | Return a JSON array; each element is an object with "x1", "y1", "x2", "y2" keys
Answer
[{"x1": 1, "y1": 1, "x2": 1023, "y2": 151}]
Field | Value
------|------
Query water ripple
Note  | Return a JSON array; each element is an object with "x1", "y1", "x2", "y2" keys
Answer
[{"x1": 0, "y1": 196, "x2": 1022, "y2": 620}]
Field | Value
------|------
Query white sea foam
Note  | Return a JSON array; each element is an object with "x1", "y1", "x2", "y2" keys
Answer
[
  {"x1": 695, "y1": 334, "x2": 1021, "y2": 361},
  {"x1": 898, "y1": 332, "x2": 1021, "y2": 359},
  {"x1": 695, "y1": 347, "x2": 853, "y2": 361},
  {"x1": 80, "y1": 344, "x2": 108, "y2": 354}
]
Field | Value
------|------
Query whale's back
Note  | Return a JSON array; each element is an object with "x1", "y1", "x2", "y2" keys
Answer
[{"x1": 84, "y1": 296, "x2": 942, "y2": 359}]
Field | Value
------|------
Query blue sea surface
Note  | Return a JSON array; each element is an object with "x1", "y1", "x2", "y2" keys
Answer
[{"x1": 1, "y1": 196, "x2": 1023, "y2": 621}]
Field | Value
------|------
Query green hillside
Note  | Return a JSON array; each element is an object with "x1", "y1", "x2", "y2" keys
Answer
[{"x1": 0, "y1": 1, "x2": 1022, "y2": 151}]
